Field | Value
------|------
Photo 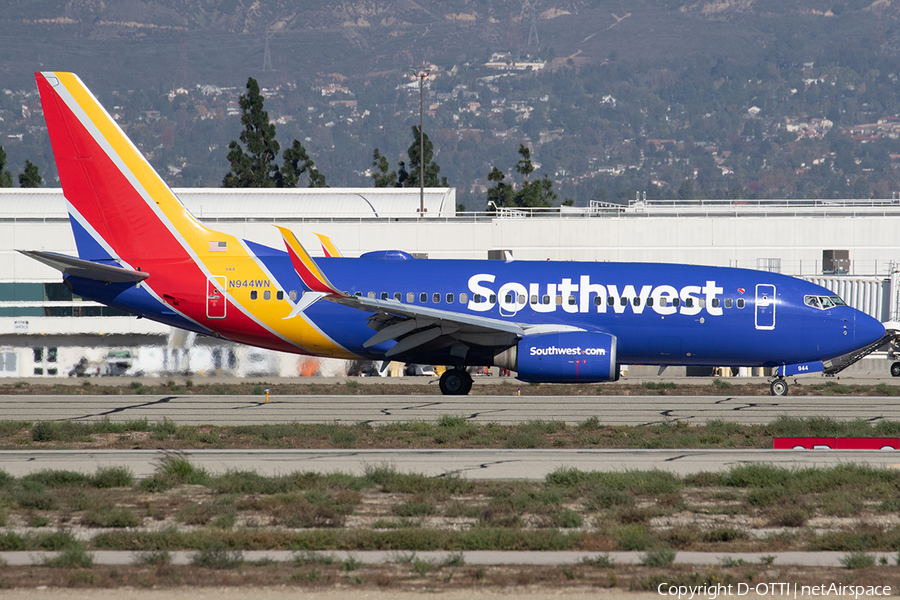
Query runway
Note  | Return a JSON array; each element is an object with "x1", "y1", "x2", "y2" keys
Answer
[
  {"x1": 2, "y1": 393, "x2": 900, "y2": 425},
  {"x1": 2, "y1": 447, "x2": 900, "y2": 479}
]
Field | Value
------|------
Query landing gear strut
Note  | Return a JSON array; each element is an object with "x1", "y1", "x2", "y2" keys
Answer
[
  {"x1": 770, "y1": 378, "x2": 788, "y2": 396},
  {"x1": 439, "y1": 369, "x2": 473, "y2": 396}
]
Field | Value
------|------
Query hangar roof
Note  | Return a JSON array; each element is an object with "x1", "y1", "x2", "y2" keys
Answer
[{"x1": 0, "y1": 188, "x2": 457, "y2": 220}]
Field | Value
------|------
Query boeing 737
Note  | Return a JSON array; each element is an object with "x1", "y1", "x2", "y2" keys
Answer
[{"x1": 24, "y1": 72, "x2": 891, "y2": 396}]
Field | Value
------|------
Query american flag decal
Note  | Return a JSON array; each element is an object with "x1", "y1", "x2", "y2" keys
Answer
[{"x1": 210, "y1": 241, "x2": 227, "y2": 252}]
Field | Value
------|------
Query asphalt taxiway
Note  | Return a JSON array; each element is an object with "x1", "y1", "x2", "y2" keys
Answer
[{"x1": 2, "y1": 393, "x2": 899, "y2": 425}]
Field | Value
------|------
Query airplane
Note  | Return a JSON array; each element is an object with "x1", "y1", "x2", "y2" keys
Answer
[{"x1": 23, "y1": 72, "x2": 892, "y2": 397}]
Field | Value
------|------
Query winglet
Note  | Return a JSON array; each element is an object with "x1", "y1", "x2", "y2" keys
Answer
[
  {"x1": 314, "y1": 233, "x2": 343, "y2": 258},
  {"x1": 276, "y1": 226, "x2": 346, "y2": 296}
]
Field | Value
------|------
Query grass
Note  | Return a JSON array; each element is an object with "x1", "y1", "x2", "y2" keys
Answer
[{"x1": 10, "y1": 415, "x2": 900, "y2": 451}]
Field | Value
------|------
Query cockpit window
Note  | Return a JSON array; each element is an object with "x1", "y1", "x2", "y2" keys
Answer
[{"x1": 804, "y1": 295, "x2": 846, "y2": 310}]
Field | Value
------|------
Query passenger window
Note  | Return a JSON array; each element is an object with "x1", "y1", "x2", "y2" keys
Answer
[
  {"x1": 532, "y1": 295, "x2": 539, "y2": 304},
  {"x1": 542, "y1": 295, "x2": 550, "y2": 305},
  {"x1": 647, "y1": 297, "x2": 654, "y2": 307},
  {"x1": 737, "y1": 298, "x2": 745, "y2": 309},
  {"x1": 555, "y1": 296, "x2": 563, "y2": 305},
  {"x1": 567, "y1": 296, "x2": 575, "y2": 306},
  {"x1": 354, "y1": 291, "x2": 362, "y2": 297},
  {"x1": 685, "y1": 298, "x2": 693, "y2": 308},
  {"x1": 447, "y1": 293, "x2": 454, "y2": 303},
  {"x1": 620, "y1": 297, "x2": 627, "y2": 306},
  {"x1": 276, "y1": 291, "x2": 284, "y2": 300},
  {"x1": 460, "y1": 293, "x2": 468, "y2": 303},
  {"x1": 698, "y1": 298, "x2": 705, "y2": 308},
  {"x1": 368, "y1": 292, "x2": 375, "y2": 298},
  {"x1": 433, "y1": 293, "x2": 441, "y2": 303},
  {"x1": 407, "y1": 292, "x2": 414, "y2": 302},
  {"x1": 250, "y1": 290, "x2": 258, "y2": 300},
  {"x1": 420, "y1": 292, "x2": 428, "y2": 303},
  {"x1": 672, "y1": 298, "x2": 680, "y2": 307},
  {"x1": 263, "y1": 290, "x2": 271, "y2": 300},
  {"x1": 381, "y1": 292, "x2": 388, "y2": 300},
  {"x1": 607, "y1": 297, "x2": 614, "y2": 306},
  {"x1": 711, "y1": 298, "x2": 719, "y2": 308},
  {"x1": 660, "y1": 298, "x2": 668, "y2": 307},
  {"x1": 593, "y1": 296, "x2": 602, "y2": 306},
  {"x1": 633, "y1": 297, "x2": 640, "y2": 306},
  {"x1": 505, "y1": 293, "x2": 513, "y2": 304},
  {"x1": 394, "y1": 292, "x2": 402, "y2": 301},
  {"x1": 725, "y1": 298, "x2": 733, "y2": 308},
  {"x1": 490, "y1": 294, "x2": 497, "y2": 303},
  {"x1": 290, "y1": 290, "x2": 298, "y2": 301},
  {"x1": 518, "y1": 294, "x2": 526, "y2": 305}
]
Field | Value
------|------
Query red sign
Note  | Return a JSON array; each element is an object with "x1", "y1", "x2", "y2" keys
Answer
[{"x1": 774, "y1": 438, "x2": 900, "y2": 450}]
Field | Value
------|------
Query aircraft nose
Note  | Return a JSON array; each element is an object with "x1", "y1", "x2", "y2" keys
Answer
[{"x1": 855, "y1": 311, "x2": 886, "y2": 346}]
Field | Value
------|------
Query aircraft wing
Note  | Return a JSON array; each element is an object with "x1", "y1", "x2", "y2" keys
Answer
[
  {"x1": 329, "y1": 294, "x2": 586, "y2": 361},
  {"x1": 18, "y1": 250, "x2": 149, "y2": 283}
]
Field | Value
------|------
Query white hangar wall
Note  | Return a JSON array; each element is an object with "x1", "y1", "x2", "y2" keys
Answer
[{"x1": 3, "y1": 189, "x2": 900, "y2": 378}]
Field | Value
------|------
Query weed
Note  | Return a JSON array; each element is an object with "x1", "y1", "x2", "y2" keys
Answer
[
  {"x1": 82, "y1": 506, "x2": 139, "y2": 528},
  {"x1": 617, "y1": 524, "x2": 649, "y2": 551},
  {"x1": 92, "y1": 466, "x2": 134, "y2": 488},
  {"x1": 712, "y1": 379, "x2": 732, "y2": 390},
  {"x1": 133, "y1": 549, "x2": 172, "y2": 566},
  {"x1": 577, "y1": 416, "x2": 601, "y2": 430},
  {"x1": 581, "y1": 553, "x2": 615, "y2": 568},
  {"x1": 443, "y1": 551, "x2": 466, "y2": 567},
  {"x1": 552, "y1": 508, "x2": 584, "y2": 528},
  {"x1": 341, "y1": 554, "x2": 362, "y2": 571},
  {"x1": 760, "y1": 555, "x2": 775, "y2": 566},
  {"x1": 43, "y1": 544, "x2": 94, "y2": 568},
  {"x1": 29, "y1": 515, "x2": 50, "y2": 528},
  {"x1": 641, "y1": 546, "x2": 676, "y2": 567},
  {"x1": 411, "y1": 558, "x2": 434, "y2": 576},
  {"x1": 840, "y1": 552, "x2": 876, "y2": 569},
  {"x1": 190, "y1": 541, "x2": 243, "y2": 569},
  {"x1": 293, "y1": 550, "x2": 335, "y2": 565},
  {"x1": 720, "y1": 556, "x2": 747, "y2": 567}
]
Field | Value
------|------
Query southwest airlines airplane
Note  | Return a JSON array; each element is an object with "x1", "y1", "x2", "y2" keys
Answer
[{"x1": 23, "y1": 72, "x2": 890, "y2": 396}]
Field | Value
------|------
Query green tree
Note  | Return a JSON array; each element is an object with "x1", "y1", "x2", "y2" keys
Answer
[
  {"x1": 405, "y1": 125, "x2": 448, "y2": 188},
  {"x1": 223, "y1": 77, "x2": 326, "y2": 188},
  {"x1": 370, "y1": 148, "x2": 397, "y2": 187},
  {"x1": 18, "y1": 160, "x2": 41, "y2": 188},
  {"x1": 486, "y1": 145, "x2": 555, "y2": 210},
  {"x1": 280, "y1": 140, "x2": 327, "y2": 188},
  {"x1": 223, "y1": 77, "x2": 281, "y2": 187},
  {"x1": 486, "y1": 167, "x2": 514, "y2": 209},
  {"x1": 0, "y1": 146, "x2": 12, "y2": 188}
]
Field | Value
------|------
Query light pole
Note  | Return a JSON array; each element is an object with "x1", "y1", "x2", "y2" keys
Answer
[{"x1": 411, "y1": 66, "x2": 431, "y2": 216}]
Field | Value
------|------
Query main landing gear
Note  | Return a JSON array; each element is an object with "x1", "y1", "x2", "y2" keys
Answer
[
  {"x1": 439, "y1": 369, "x2": 473, "y2": 395},
  {"x1": 770, "y1": 378, "x2": 788, "y2": 396}
]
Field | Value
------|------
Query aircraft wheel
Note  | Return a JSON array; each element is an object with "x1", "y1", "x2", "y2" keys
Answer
[
  {"x1": 770, "y1": 379, "x2": 788, "y2": 396},
  {"x1": 440, "y1": 369, "x2": 472, "y2": 395},
  {"x1": 891, "y1": 362, "x2": 900, "y2": 377}
]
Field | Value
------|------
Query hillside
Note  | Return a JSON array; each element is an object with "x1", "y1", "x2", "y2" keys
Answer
[{"x1": 1, "y1": 0, "x2": 898, "y2": 91}]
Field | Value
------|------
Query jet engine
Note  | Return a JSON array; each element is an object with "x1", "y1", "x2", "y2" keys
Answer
[{"x1": 493, "y1": 331, "x2": 618, "y2": 383}]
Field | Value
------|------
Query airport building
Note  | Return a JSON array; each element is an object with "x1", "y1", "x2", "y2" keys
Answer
[{"x1": 2, "y1": 188, "x2": 899, "y2": 379}]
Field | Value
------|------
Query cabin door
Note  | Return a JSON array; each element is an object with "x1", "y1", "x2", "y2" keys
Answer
[
  {"x1": 755, "y1": 284, "x2": 775, "y2": 330},
  {"x1": 206, "y1": 276, "x2": 227, "y2": 319}
]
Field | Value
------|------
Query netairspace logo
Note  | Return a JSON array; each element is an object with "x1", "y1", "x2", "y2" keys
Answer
[
  {"x1": 529, "y1": 346, "x2": 607, "y2": 357},
  {"x1": 657, "y1": 582, "x2": 891, "y2": 600}
]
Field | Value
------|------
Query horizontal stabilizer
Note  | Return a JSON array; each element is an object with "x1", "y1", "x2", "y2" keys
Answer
[{"x1": 18, "y1": 250, "x2": 149, "y2": 283}]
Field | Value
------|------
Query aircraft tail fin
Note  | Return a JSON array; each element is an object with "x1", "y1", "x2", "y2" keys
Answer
[
  {"x1": 35, "y1": 72, "x2": 214, "y2": 265},
  {"x1": 276, "y1": 226, "x2": 346, "y2": 296}
]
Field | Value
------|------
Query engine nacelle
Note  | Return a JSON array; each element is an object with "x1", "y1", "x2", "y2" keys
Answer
[{"x1": 494, "y1": 331, "x2": 618, "y2": 383}]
